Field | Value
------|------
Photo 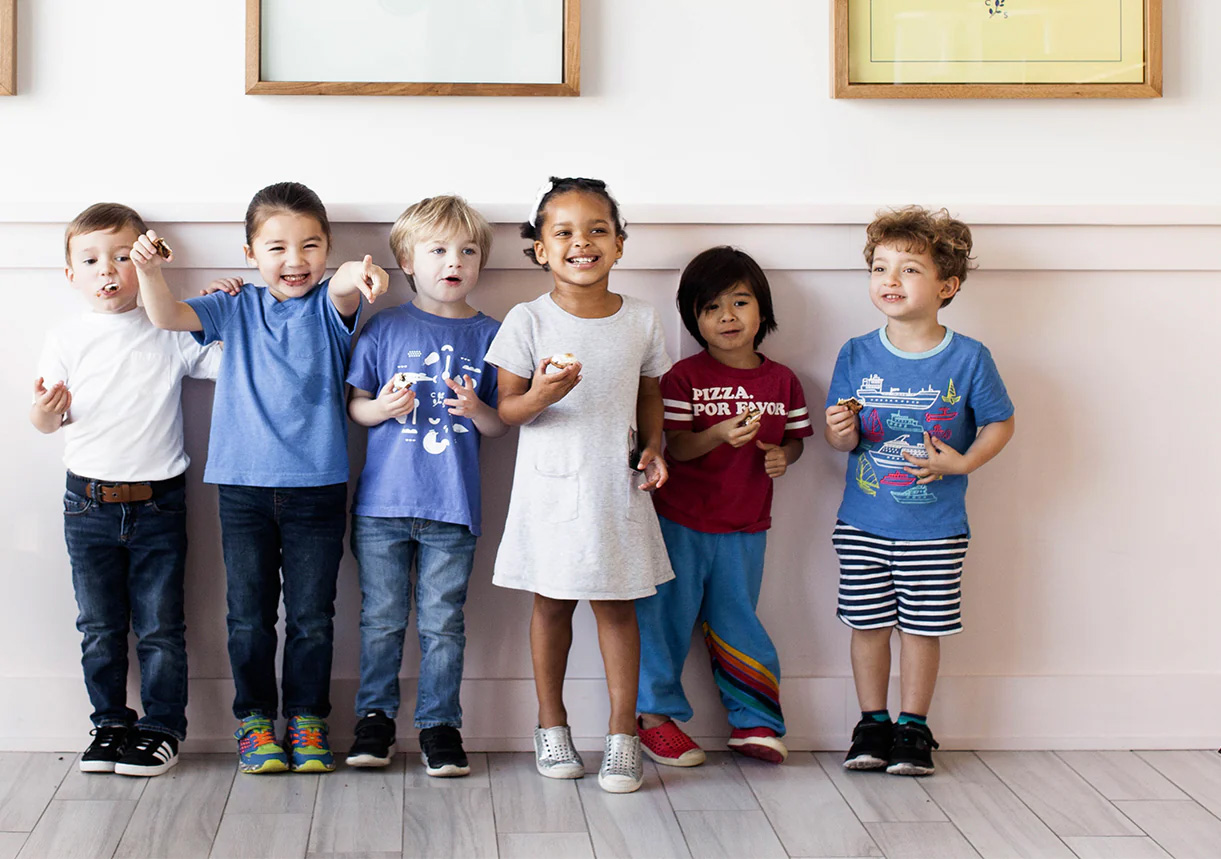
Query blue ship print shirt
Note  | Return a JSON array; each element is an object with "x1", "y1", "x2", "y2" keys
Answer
[{"x1": 826, "y1": 328, "x2": 1013, "y2": 540}]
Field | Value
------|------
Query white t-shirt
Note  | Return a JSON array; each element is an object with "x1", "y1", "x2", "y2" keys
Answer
[{"x1": 36, "y1": 308, "x2": 221, "y2": 481}]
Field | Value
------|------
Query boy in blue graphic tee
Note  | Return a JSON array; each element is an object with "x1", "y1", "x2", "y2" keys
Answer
[
  {"x1": 824, "y1": 207, "x2": 1014, "y2": 777},
  {"x1": 344, "y1": 196, "x2": 507, "y2": 777}
]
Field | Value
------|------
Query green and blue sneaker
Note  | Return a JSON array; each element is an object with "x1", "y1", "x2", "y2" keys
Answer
[
  {"x1": 286, "y1": 715, "x2": 335, "y2": 773},
  {"x1": 235, "y1": 716, "x2": 289, "y2": 774}
]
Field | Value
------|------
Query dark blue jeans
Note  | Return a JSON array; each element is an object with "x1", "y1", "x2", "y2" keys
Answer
[
  {"x1": 63, "y1": 483, "x2": 189, "y2": 740},
  {"x1": 218, "y1": 484, "x2": 346, "y2": 720}
]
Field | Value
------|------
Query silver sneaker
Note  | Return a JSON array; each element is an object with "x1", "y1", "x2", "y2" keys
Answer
[
  {"x1": 534, "y1": 725, "x2": 585, "y2": 779},
  {"x1": 598, "y1": 733, "x2": 644, "y2": 793}
]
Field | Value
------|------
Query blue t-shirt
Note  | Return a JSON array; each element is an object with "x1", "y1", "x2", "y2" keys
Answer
[
  {"x1": 346, "y1": 303, "x2": 500, "y2": 534},
  {"x1": 186, "y1": 279, "x2": 358, "y2": 487},
  {"x1": 826, "y1": 328, "x2": 1013, "y2": 539}
]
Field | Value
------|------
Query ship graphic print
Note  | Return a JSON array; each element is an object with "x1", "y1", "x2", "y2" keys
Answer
[
  {"x1": 867, "y1": 434, "x2": 928, "y2": 471},
  {"x1": 857, "y1": 374, "x2": 941, "y2": 410}
]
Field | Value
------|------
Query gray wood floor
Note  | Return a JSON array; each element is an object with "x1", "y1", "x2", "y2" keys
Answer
[{"x1": 1, "y1": 749, "x2": 1220, "y2": 858}]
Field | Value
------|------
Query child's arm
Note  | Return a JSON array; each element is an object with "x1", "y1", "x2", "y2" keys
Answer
[
  {"x1": 757, "y1": 437, "x2": 804, "y2": 479},
  {"x1": 328, "y1": 255, "x2": 389, "y2": 319},
  {"x1": 824, "y1": 404, "x2": 860, "y2": 452},
  {"x1": 348, "y1": 381, "x2": 416, "y2": 427},
  {"x1": 30, "y1": 377, "x2": 70, "y2": 433},
  {"x1": 496, "y1": 359, "x2": 582, "y2": 426},
  {"x1": 666, "y1": 413, "x2": 761, "y2": 462},
  {"x1": 902, "y1": 416, "x2": 1016, "y2": 485},
  {"x1": 635, "y1": 376, "x2": 668, "y2": 490},
  {"x1": 131, "y1": 231, "x2": 203, "y2": 331},
  {"x1": 444, "y1": 375, "x2": 508, "y2": 438}
]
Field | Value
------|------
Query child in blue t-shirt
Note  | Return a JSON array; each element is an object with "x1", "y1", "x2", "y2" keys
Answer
[
  {"x1": 824, "y1": 206, "x2": 1015, "y2": 777},
  {"x1": 133, "y1": 181, "x2": 390, "y2": 775},
  {"x1": 343, "y1": 196, "x2": 506, "y2": 777}
]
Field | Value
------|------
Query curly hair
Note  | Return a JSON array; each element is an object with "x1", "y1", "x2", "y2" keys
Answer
[
  {"x1": 864, "y1": 207, "x2": 974, "y2": 307},
  {"x1": 520, "y1": 177, "x2": 627, "y2": 270}
]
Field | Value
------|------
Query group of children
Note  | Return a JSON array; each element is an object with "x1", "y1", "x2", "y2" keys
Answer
[{"x1": 31, "y1": 177, "x2": 1014, "y2": 793}]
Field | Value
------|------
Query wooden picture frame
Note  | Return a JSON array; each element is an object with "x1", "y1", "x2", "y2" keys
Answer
[
  {"x1": 1, "y1": 0, "x2": 15, "y2": 96},
  {"x1": 246, "y1": 0, "x2": 580, "y2": 96},
  {"x1": 832, "y1": 0, "x2": 1161, "y2": 98}
]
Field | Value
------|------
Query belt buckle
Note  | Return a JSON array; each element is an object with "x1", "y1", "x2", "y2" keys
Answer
[{"x1": 97, "y1": 483, "x2": 153, "y2": 503}]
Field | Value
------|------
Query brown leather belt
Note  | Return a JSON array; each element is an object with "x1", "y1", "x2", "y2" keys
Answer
[{"x1": 66, "y1": 472, "x2": 186, "y2": 503}]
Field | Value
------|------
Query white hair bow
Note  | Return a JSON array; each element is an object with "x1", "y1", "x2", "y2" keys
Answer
[{"x1": 528, "y1": 180, "x2": 554, "y2": 228}]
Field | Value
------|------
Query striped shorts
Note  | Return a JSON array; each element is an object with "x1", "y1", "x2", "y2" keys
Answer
[{"x1": 831, "y1": 522, "x2": 969, "y2": 636}]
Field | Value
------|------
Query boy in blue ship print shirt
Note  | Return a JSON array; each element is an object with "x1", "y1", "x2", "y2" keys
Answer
[
  {"x1": 824, "y1": 206, "x2": 1014, "y2": 776},
  {"x1": 344, "y1": 196, "x2": 506, "y2": 777}
]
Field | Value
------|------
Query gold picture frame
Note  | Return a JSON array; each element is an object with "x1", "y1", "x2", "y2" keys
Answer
[
  {"x1": 246, "y1": 0, "x2": 580, "y2": 96},
  {"x1": 1, "y1": 0, "x2": 15, "y2": 96},
  {"x1": 832, "y1": 0, "x2": 1161, "y2": 98}
]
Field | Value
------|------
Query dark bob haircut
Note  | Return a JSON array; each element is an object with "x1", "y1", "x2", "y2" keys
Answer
[{"x1": 677, "y1": 246, "x2": 777, "y2": 349}]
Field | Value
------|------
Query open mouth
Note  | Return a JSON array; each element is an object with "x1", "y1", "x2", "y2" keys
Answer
[
  {"x1": 566, "y1": 255, "x2": 600, "y2": 268},
  {"x1": 881, "y1": 293, "x2": 904, "y2": 302},
  {"x1": 281, "y1": 273, "x2": 310, "y2": 287},
  {"x1": 96, "y1": 282, "x2": 120, "y2": 298},
  {"x1": 442, "y1": 276, "x2": 462, "y2": 285}
]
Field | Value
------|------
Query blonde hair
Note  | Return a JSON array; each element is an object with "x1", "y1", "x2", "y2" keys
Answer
[
  {"x1": 389, "y1": 196, "x2": 493, "y2": 291},
  {"x1": 64, "y1": 203, "x2": 149, "y2": 265},
  {"x1": 864, "y1": 206, "x2": 974, "y2": 307}
]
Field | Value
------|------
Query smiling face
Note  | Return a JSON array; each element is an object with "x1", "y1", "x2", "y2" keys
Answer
[
  {"x1": 244, "y1": 212, "x2": 330, "y2": 301},
  {"x1": 65, "y1": 226, "x2": 142, "y2": 314},
  {"x1": 403, "y1": 230, "x2": 482, "y2": 317},
  {"x1": 696, "y1": 282, "x2": 762, "y2": 366},
  {"x1": 869, "y1": 242, "x2": 960, "y2": 324},
  {"x1": 533, "y1": 190, "x2": 624, "y2": 291}
]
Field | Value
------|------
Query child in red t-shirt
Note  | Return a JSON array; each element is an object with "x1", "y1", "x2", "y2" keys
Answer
[{"x1": 636, "y1": 246, "x2": 814, "y2": 767}]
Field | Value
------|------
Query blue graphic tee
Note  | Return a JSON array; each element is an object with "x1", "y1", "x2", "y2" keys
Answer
[
  {"x1": 347, "y1": 302, "x2": 500, "y2": 534},
  {"x1": 826, "y1": 328, "x2": 1013, "y2": 539},
  {"x1": 186, "y1": 279, "x2": 358, "y2": 487}
]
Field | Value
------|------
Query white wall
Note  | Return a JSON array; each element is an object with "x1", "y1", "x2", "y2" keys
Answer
[{"x1": 1, "y1": 0, "x2": 1219, "y2": 752}]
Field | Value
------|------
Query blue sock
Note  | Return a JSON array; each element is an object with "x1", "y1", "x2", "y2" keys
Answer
[
  {"x1": 897, "y1": 712, "x2": 927, "y2": 726},
  {"x1": 862, "y1": 709, "x2": 891, "y2": 723}
]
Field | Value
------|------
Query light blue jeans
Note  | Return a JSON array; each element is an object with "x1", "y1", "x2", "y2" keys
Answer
[{"x1": 350, "y1": 515, "x2": 476, "y2": 727}]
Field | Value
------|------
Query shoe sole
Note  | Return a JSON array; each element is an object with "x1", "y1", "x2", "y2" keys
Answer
[
  {"x1": 843, "y1": 755, "x2": 889, "y2": 770},
  {"x1": 80, "y1": 760, "x2": 117, "y2": 773},
  {"x1": 421, "y1": 753, "x2": 471, "y2": 778},
  {"x1": 641, "y1": 745, "x2": 706, "y2": 767},
  {"x1": 115, "y1": 756, "x2": 179, "y2": 778},
  {"x1": 886, "y1": 761, "x2": 935, "y2": 776},
  {"x1": 728, "y1": 737, "x2": 788, "y2": 764},
  {"x1": 536, "y1": 762, "x2": 585, "y2": 779},
  {"x1": 598, "y1": 773, "x2": 643, "y2": 793},
  {"x1": 291, "y1": 759, "x2": 336, "y2": 773},
  {"x1": 240, "y1": 759, "x2": 290, "y2": 774},
  {"x1": 346, "y1": 744, "x2": 396, "y2": 768}
]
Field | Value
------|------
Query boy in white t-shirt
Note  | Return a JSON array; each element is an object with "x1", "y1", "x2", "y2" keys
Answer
[{"x1": 31, "y1": 203, "x2": 221, "y2": 777}]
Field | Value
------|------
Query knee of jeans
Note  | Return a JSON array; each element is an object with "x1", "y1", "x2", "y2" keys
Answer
[{"x1": 417, "y1": 604, "x2": 465, "y2": 639}]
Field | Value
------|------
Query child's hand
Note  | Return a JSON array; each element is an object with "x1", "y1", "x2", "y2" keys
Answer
[
  {"x1": 130, "y1": 230, "x2": 168, "y2": 271},
  {"x1": 636, "y1": 446, "x2": 668, "y2": 491},
  {"x1": 757, "y1": 440, "x2": 789, "y2": 478},
  {"x1": 33, "y1": 377, "x2": 71, "y2": 416},
  {"x1": 714, "y1": 412, "x2": 761, "y2": 448},
  {"x1": 902, "y1": 432, "x2": 966, "y2": 484},
  {"x1": 355, "y1": 255, "x2": 389, "y2": 305},
  {"x1": 825, "y1": 404, "x2": 858, "y2": 441},
  {"x1": 531, "y1": 356, "x2": 582, "y2": 407},
  {"x1": 374, "y1": 378, "x2": 416, "y2": 422},
  {"x1": 201, "y1": 277, "x2": 244, "y2": 296},
  {"x1": 443, "y1": 374, "x2": 483, "y2": 417}
]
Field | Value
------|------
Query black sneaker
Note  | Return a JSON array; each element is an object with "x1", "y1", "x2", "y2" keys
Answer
[
  {"x1": 114, "y1": 728, "x2": 179, "y2": 777},
  {"x1": 886, "y1": 722, "x2": 939, "y2": 776},
  {"x1": 81, "y1": 725, "x2": 130, "y2": 773},
  {"x1": 844, "y1": 718, "x2": 894, "y2": 770},
  {"x1": 419, "y1": 725, "x2": 470, "y2": 777},
  {"x1": 346, "y1": 710, "x2": 396, "y2": 768}
]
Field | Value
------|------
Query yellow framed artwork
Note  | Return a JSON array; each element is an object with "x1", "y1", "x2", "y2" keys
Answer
[
  {"x1": 832, "y1": 0, "x2": 1161, "y2": 98},
  {"x1": 246, "y1": 0, "x2": 580, "y2": 96},
  {"x1": 1, "y1": 0, "x2": 14, "y2": 96}
]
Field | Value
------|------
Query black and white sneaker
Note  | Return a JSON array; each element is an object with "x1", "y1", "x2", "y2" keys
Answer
[
  {"x1": 886, "y1": 722, "x2": 939, "y2": 777},
  {"x1": 844, "y1": 718, "x2": 894, "y2": 770},
  {"x1": 419, "y1": 726, "x2": 470, "y2": 777},
  {"x1": 114, "y1": 728, "x2": 179, "y2": 777},
  {"x1": 81, "y1": 725, "x2": 130, "y2": 773},
  {"x1": 346, "y1": 710, "x2": 396, "y2": 768}
]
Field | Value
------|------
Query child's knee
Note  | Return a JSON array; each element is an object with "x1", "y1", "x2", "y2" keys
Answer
[{"x1": 532, "y1": 594, "x2": 577, "y2": 623}]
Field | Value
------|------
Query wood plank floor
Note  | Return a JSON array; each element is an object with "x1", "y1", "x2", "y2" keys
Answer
[{"x1": 1, "y1": 750, "x2": 1219, "y2": 858}]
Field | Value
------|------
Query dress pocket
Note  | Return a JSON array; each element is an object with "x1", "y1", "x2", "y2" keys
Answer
[{"x1": 533, "y1": 470, "x2": 579, "y2": 523}]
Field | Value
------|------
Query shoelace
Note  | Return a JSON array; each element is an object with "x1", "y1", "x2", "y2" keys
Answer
[
  {"x1": 240, "y1": 727, "x2": 277, "y2": 752},
  {"x1": 90, "y1": 727, "x2": 125, "y2": 749},
  {"x1": 290, "y1": 726, "x2": 326, "y2": 747}
]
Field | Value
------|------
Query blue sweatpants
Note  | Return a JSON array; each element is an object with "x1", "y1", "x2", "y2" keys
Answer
[{"x1": 636, "y1": 515, "x2": 784, "y2": 734}]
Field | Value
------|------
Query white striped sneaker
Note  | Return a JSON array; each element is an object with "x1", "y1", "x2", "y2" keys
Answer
[
  {"x1": 114, "y1": 729, "x2": 179, "y2": 777},
  {"x1": 598, "y1": 733, "x2": 643, "y2": 793},
  {"x1": 533, "y1": 725, "x2": 584, "y2": 779}
]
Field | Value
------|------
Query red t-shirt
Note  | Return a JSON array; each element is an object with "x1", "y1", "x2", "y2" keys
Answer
[{"x1": 652, "y1": 351, "x2": 813, "y2": 534}]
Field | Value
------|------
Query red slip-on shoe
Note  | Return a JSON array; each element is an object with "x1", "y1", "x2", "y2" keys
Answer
[
  {"x1": 637, "y1": 718, "x2": 706, "y2": 767},
  {"x1": 727, "y1": 727, "x2": 788, "y2": 764}
]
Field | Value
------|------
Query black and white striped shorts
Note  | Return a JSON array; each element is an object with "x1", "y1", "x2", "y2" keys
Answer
[{"x1": 831, "y1": 522, "x2": 969, "y2": 636}]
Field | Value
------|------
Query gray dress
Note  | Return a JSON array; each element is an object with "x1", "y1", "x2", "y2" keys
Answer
[{"x1": 485, "y1": 293, "x2": 676, "y2": 600}]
